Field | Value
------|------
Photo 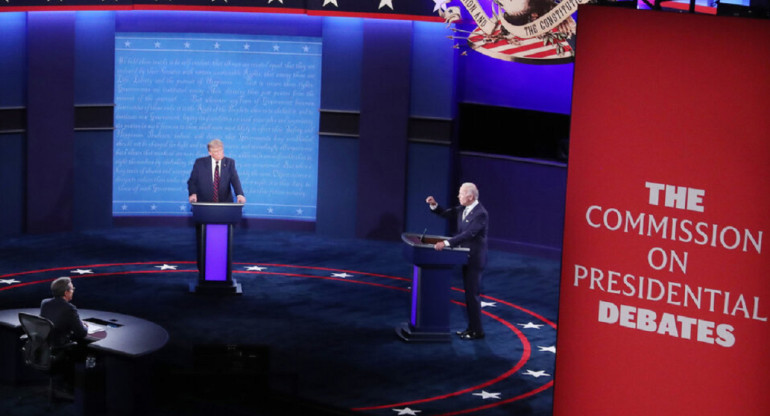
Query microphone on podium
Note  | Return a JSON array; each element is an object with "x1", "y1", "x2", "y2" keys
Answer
[{"x1": 419, "y1": 228, "x2": 428, "y2": 243}]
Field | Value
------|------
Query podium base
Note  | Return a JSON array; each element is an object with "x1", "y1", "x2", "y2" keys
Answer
[
  {"x1": 189, "y1": 279, "x2": 243, "y2": 295},
  {"x1": 395, "y1": 322, "x2": 450, "y2": 343}
]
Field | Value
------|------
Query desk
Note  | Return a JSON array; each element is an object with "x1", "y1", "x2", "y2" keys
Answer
[{"x1": 0, "y1": 308, "x2": 169, "y2": 415}]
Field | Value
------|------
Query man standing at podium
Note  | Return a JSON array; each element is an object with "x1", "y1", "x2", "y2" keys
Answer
[
  {"x1": 426, "y1": 182, "x2": 489, "y2": 340},
  {"x1": 187, "y1": 139, "x2": 246, "y2": 204},
  {"x1": 188, "y1": 139, "x2": 246, "y2": 271}
]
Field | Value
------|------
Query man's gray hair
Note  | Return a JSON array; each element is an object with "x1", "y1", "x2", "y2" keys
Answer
[
  {"x1": 461, "y1": 182, "x2": 479, "y2": 199},
  {"x1": 51, "y1": 277, "x2": 72, "y2": 298},
  {"x1": 207, "y1": 139, "x2": 224, "y2": 150}
]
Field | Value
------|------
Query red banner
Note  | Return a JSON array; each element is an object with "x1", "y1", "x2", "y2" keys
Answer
[{"x1": 554, "y1": 6, "x2": 770, "y2": 415}]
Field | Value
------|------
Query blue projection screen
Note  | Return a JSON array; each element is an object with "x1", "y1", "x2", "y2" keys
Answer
[{"x1": 113, "y1": 33, "x2": 322, "y2": 220}]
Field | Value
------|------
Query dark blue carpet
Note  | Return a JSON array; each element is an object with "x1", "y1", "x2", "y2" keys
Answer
[{"x1": 0, "y1": 227, "x2": 560, "y2": 416}]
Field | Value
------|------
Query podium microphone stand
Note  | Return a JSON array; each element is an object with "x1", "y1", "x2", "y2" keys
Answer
[
  {"x1": 190, "y1": 202, "x2": 244, "y2": 294},
  {"x1": 397, "y1": 232, "x2": 469, "y2": 342}
]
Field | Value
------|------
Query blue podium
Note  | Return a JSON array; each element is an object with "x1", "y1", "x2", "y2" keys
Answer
[
  {"x1": 190, "y1": 202, "x2": 244, "y2": 295},
  {"x1": 396, "y1": 232, "x2": 469, "y2": 342}
]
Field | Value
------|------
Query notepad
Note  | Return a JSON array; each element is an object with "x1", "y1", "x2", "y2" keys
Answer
[
  {"x1": 84, "y1": 317, "x2": 122, "y2": 331},
  {"x1": 87, "y1": 323, "x2": 106, "y2": 334}
]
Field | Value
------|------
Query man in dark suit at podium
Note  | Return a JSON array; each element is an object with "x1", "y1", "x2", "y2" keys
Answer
[
  {"x1": 187, "y1": 139, "x2": 246, "y2": 204},
  {"x1": 426, "y1": 182, "x2": 489, "y2": 340},
  {"x1": 188, "y1": 139, "x2": 246, "y2": 271}
]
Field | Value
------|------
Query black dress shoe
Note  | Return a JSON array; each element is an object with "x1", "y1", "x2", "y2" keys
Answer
[
  {"x1": 459, "y1": 331, "x2": 485, "y2": 340},
  {"x1": 456, "y1": 329, "x2": 470, "y2": 336}
]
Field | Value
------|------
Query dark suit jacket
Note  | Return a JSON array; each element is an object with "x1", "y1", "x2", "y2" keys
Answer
[
  {"x1": 432, "y1": 202, "x2": 489, "y2": 270},
  {"x1": 39, "y1": 297, "x2": 88, "y2": 347},
  {"x1": 187, "y1": 156, "x2": 244, "y2": 203}
]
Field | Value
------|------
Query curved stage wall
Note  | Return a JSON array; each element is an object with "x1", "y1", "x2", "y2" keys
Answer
[{"x1": 0, "y1": 10, "x2": 569, "y2": 258}]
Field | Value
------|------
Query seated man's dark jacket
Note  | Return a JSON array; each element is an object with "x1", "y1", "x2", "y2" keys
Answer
[{"x1": 40, "y1": 297, "x2": 88, "y2": 347}]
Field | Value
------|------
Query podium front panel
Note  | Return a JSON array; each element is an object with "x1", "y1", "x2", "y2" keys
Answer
[
  {"x1": 203, "y1": 224, "x2": 229, "y2": 282},
  {"x1": 411, "y1": 266, "x2": 419, "y2": 326},
  {"x1": 410, "y1": 265, "x2": 451, "y2": 331}
]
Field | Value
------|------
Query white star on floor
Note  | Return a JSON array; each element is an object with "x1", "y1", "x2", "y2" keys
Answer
[
  {"x1": 323, "y1": 0, "x2": 338, "y2": 7},
  {"x1": 0, "y1": 279, "x2": 20, "y2": 285},
  {"x1": 392, "y1": 408, "x2": 421, "y2": 415},
  {"x1": 379, "y1": 0, "x2": 394, "y2": 9},
  {"x1": 538, "y1": 345, "x2": 556, "y2": 353},
  {"x1": 524, "y1": 369, "x2": 550, "y2": 378},
  {"x1": 331, "y1": 272, "x2": 353, "y2": 278},
  {"x1": 154, "y1": 264, "x2": 177, "y2": 270},
  {"x1": 519, "y1": 322, "x2": 544, "y2": 329},
  {"x1": 245, "y1": 266, "x2": 266, "y2": 271},
  {"x1": 480, "y1": 301, "x2": 497, "y2": 308},
  {"x1": 472, "y1": 390, "x2": 501, "y2": 399},
  {"x1": 71, "y1": 269, "x2": 93, "y2": 275}
]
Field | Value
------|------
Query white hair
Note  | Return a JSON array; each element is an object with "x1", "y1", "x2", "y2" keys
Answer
[{"x1": 461, "y1": 182, "x2": 479, "y2": 199}]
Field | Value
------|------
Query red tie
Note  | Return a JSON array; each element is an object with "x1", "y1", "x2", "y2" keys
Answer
[{"x1": 213, "y1": 162, "x2": 220, "y2": 202}]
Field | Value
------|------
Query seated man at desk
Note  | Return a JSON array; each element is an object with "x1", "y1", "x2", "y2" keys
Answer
[
  {"x1": 40, "y1": 277, "x2": 88, "y2": 346},
  {"x1": 40, "y1": 277, "x2": 89, "y2": 395}
]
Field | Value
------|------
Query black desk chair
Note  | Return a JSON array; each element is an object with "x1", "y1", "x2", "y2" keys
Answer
[{"x1": 18, "y1": 312, "x2": 76, "y2": 401}]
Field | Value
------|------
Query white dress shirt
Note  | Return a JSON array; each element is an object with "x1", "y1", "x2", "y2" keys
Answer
[{"x1": 211, "y1": 158, "x2": 220, "y2": 182}]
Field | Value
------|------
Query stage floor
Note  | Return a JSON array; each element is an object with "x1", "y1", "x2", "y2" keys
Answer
[{"x1": 0, "y1": 227, "x2": 560, "y2": 416}]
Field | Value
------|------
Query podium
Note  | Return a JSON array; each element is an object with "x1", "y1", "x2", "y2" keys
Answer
[
  {"x1": 396, "y1": 232, "x2": 469, "y2": 342},
  {"x1": 190, "y1": 203, "x2": 244, "y2": 294}
]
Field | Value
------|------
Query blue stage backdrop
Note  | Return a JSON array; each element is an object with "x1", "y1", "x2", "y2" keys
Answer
[{"x1": 112, "y1": 32, "x2": 322, "y2": 220}]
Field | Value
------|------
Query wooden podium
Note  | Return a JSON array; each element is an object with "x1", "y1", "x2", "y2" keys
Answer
[
  {"x1": 396, "y1": 232, "x2": 469, "y2": 342},
  {"x1": 190, "y1": 202, "x2": 244, "y2": 294}
]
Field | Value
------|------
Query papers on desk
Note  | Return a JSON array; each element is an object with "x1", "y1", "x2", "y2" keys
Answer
[
  {"x1": 87, "y1": 323, "x2": 106, "y2": 334},
  {"x1": 84, "y1": 317, "x2": 123, "y2": 328}
]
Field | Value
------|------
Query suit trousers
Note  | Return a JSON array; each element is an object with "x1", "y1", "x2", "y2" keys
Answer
[{"x1": 462, "y1": 265, "x2": 484, "y2": 333}]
